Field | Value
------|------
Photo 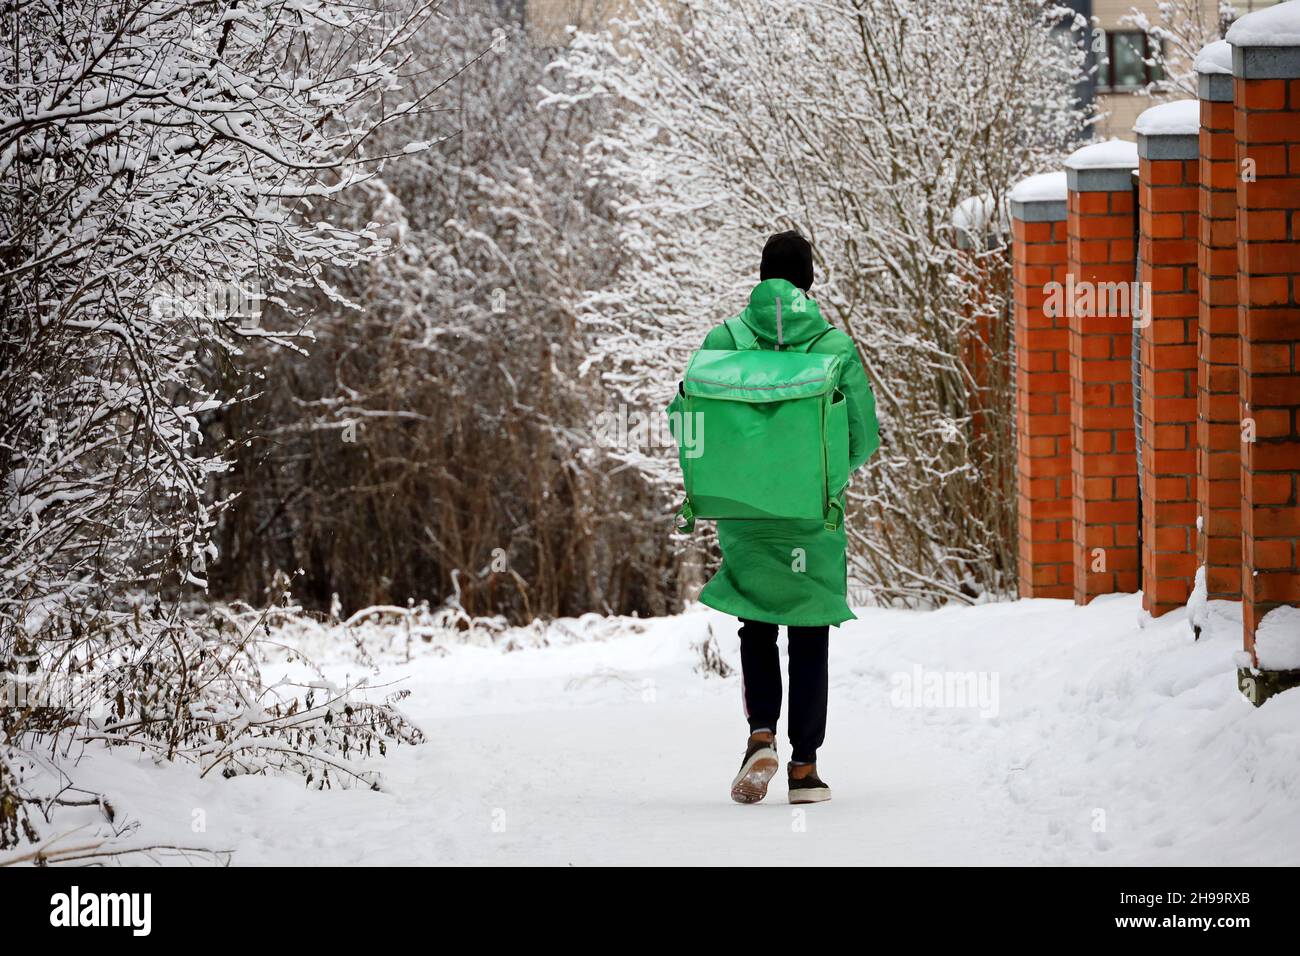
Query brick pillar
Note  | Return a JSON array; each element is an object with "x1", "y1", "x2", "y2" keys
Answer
[
  {"x1": 1134, "y1": 101, "x2": 1201, "y2": 617},
  {"x1": 1064, "y1": 140, "x2": 1141, "y2": 603},
  {"x1": 1010, "y1": 173, "x2": 1071, "y2": 598},
  {"x1": 1196, "y1": 40, "x2": 1244, "y2": 604},
  {"x1": 954, "y1": 194, "x2": 1009, "y2": 450},
  {"x1": 1229, "y1": 12, "x2": 1300, "y2": 673}
]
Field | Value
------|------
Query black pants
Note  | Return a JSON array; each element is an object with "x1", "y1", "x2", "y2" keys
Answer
[{"x1": 738, "y1": 619, "x2": 829, "y2": 764}]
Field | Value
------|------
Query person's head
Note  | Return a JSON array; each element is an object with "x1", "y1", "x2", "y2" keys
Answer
[{"x1": 759, "y1": 230, "x2": 814, "y2": 293}]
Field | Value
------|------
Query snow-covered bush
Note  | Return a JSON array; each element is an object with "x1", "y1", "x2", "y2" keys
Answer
[
  {"x1": 204, "y1": 2, "x2": 680, "y2": 624},
  {"x1": 545, "y1": 0, "x2": 1090, "y2": 605}
]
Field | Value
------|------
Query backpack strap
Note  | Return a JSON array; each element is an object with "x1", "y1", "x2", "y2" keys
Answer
[
  {"x1": 823, "y1": 497, "x2": 844, "y2": 532},
  {"x1": 725, "y1": 316, "x2": 759, "y2": 351},
  {"x1": 802, "y1": 326, "x2": 835, "y2": 353}
]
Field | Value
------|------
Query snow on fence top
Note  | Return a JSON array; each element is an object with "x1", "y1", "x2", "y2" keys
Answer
[
  {"x1": 1194, "y1": 38, "x2": 1232, "y2": 75},
  {"x1": 1226, "y1": 0, "x2": 1300, "y2": 46},
  {"x1": 1134, "y1": 99, "x2": 1201, "y2": 137},
  {"x1": 952, "y1": 192, "x2": 1009, "y2": 238},
  {"x1": 1064, "y1": 138, "x2": 1139, "y2": 170},
  {"x1": 1008, "y1": 171, "x2": 1068, "y2": 204}
]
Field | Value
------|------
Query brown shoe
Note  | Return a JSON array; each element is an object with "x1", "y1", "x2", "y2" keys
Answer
[
  {"x1": 787, "y1": 762, "x2": 831, "y2": 804},
  {"x1": 730, "y1": 732, "x2": 779, "y2": 804}
]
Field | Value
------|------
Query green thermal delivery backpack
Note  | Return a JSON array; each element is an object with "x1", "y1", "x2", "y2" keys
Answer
[{"x1": 667, "y1": 312, "x2": 850, "y2": 534}]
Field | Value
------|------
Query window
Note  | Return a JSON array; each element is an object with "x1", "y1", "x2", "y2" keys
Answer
[{"x1": 1096, "y1": 30, "x2": 1164, "y2": 91}]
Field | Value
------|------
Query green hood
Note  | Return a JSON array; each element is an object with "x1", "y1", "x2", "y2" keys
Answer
[{"x1": 737, "y1": 279, "x2": 828, "y2": 349}]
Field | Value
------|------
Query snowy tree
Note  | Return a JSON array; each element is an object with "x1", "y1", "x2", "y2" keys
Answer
[
  {"x1": 545, "y1": 0, "x2": 1089, "y2": 605},
  {"x1": 0, "y1": 0, "x2": 443, "y2": 849}
]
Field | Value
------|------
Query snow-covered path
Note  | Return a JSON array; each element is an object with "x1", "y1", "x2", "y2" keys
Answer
[
  {"x1": 65, "y1": 595, "x2": 1300, "y2": 865},
  {"x1": 398, "y1": 683, "x2": 1024, "y2": 866}
]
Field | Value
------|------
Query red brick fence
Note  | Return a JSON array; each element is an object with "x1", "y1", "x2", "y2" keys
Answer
[{"x1": 987, "y1": 9, "x2": 1300, "y2": 701}]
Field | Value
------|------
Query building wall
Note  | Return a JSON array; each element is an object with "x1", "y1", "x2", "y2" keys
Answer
[{"x1": 1092, "y1": 0, "x2": 1281, "y2": 139}]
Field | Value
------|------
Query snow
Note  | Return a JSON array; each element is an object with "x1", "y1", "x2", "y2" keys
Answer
[
  {"x1": 1187, "y1": 564, "x2": 1208, "y2": 636},
  {"x1": 1226, "y1": 0, "x2": 1300, "y2": 47},
  {"x1": 20, "y1": 593, "x2": 1300, "y2": 866},
  {"x1": 1255, "y1": 605, "x2": 1300, "y2": 670},
  {"x1": 1064, "y1": 138, "x2": 1139, "y2": 170},
  {"x1": 1133, "y1": 99, "x2": 1200, "y2": 137},
  {"x1": 952, "y1": 193, "x2": 1009, "y2": 235},
  {"x1": 1194, "y1": 39, "x2": 1232, "y2": 76},
  {"x1": 1009, "y1": 171, "x2": 1068, "y2": 204}
]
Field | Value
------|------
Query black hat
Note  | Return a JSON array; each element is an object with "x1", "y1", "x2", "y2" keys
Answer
[{"x1": 759, "y1": 230, "x2": 814, "y2": 292}]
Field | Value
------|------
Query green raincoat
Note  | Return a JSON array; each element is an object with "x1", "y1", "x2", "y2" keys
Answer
[{"x1": 694, "y1": 279, "x2": 879, "y2": 627}]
